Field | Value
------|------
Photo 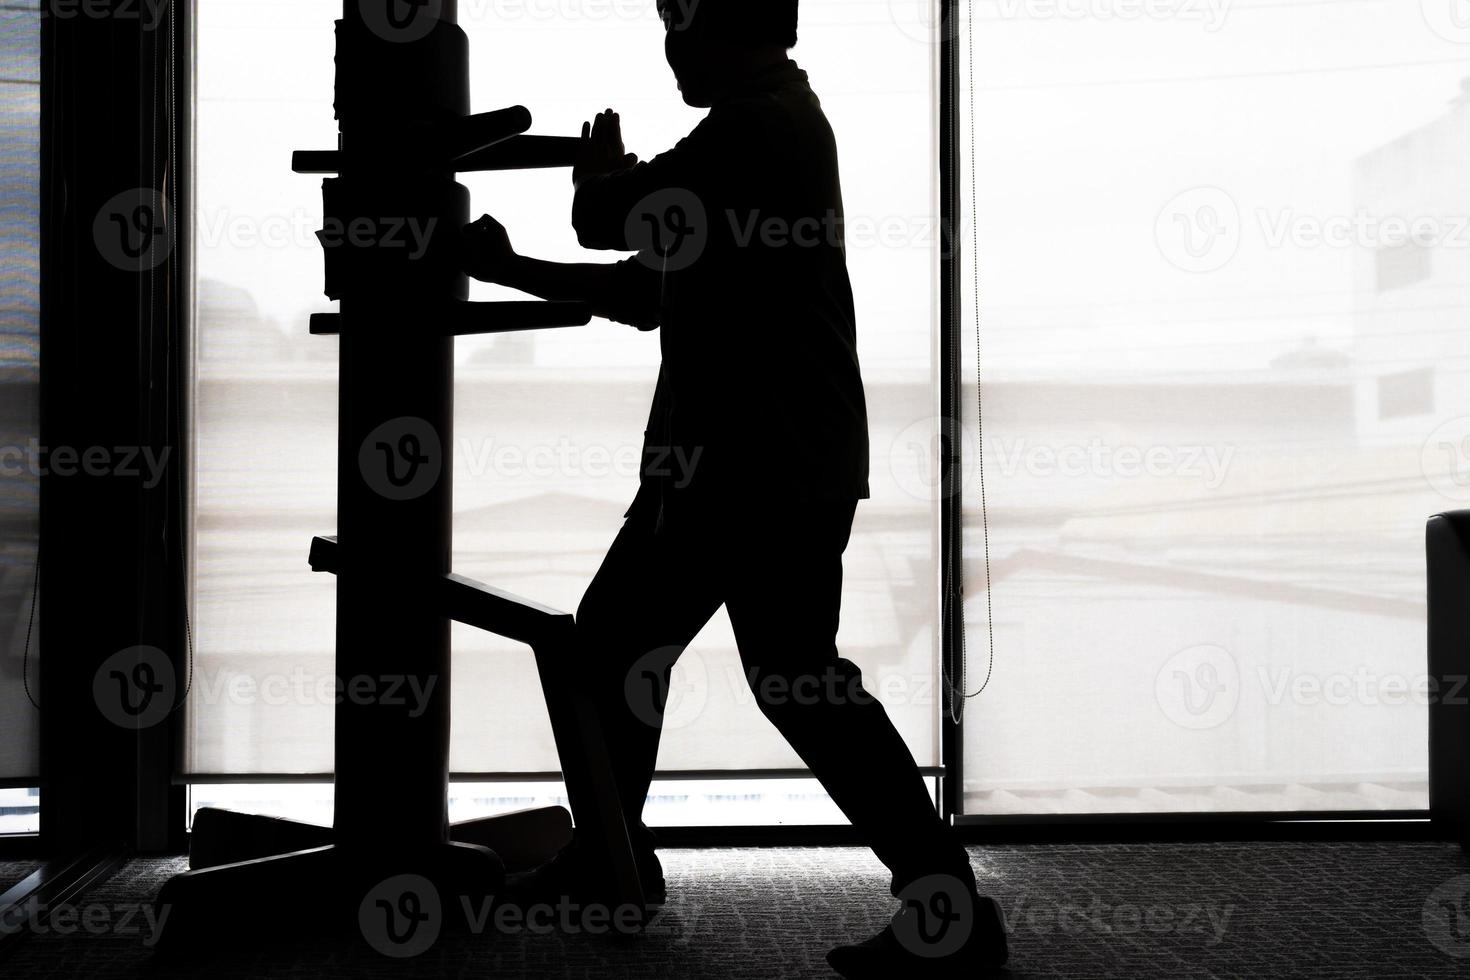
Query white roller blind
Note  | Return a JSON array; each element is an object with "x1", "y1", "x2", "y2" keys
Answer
[
  {"x1": 958, "y1": 1, "x2": 1460, "y2": 814},
  {"x1": 188, "y1": 2, "x2": 941, "y2": 776},
  {"x1": 0, "y1": 5, "x2": 41, "y2": 784}
]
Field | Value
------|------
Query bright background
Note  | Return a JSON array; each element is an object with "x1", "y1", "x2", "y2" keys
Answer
[
  {"x1": 188, "y1": 0, "x2": 943, "y2": 793},
  {"x1": 956, "y1": 0, "x2": 1468, "y2": 815}
]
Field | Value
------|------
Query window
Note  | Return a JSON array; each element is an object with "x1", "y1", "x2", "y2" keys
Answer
[
  {"x1": 0, "y1": 786, "x2": 39, "y2": 835},
  {"x1": 956, "y1": 2, "x2": 1462, "y2": 815},
  {"x1": 189, "y1": 2, "x2": 941, "y2": 819}
]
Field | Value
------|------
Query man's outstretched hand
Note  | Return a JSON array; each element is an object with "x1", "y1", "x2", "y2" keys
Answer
[
  {"x1": 573, "y1": 109, "x2": 639, "y2": 188},
  {"x1": 461, "y1": 214, "x2": 516, "y2": 283}
]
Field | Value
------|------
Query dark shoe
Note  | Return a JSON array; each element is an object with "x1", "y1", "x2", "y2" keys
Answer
[
  {"x1": 827, "y1": 892, "x2": 1008, "y2": 978},
  {"x1": 504, "y1": 833, "x2": 667, "y2": 909}
]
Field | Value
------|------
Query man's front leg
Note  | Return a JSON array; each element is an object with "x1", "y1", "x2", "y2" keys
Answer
[{"x1": 573, "y1": 498, "x2": 724, "y2": 873}]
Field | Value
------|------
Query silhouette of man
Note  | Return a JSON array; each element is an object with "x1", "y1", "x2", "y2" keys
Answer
[{"x1": 462, "y1": 2, "x2": 1006, "y2": 974}]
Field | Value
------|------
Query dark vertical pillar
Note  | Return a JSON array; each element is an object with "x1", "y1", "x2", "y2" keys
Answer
[
  {"x1": 1427, "y1": 513, "x2": 1470, "y2": 847},
  {"x1": 39, "y1": 0, "x2": 187, "y2": 857},
  {"x1": 330, "y1": 0, "x2": 468, "y2": 850},
  {"x1": 938, "y1": 0, "x2": 966, "y2": 823}
]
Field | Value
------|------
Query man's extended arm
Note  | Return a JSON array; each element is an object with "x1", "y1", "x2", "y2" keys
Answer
[{"x1": 461, "y1": 213, "x2": 660, "y2": 331}]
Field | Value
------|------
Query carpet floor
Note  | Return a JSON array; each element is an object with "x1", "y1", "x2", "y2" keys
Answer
[
  {"x1": 1, "y1": 860, "x2": 40, "y2": 893},
  {"x1": 4, "y1": 842, "x2": 1469, "y2": 978}
]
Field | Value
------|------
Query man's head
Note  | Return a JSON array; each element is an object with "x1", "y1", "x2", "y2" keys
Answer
[{"x1": 657, "y1": 0, "x2": 799, "y2": 107}]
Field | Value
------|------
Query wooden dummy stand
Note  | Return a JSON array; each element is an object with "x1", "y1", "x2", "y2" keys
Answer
[{"x1": 153, "y1": 0, "x2": 645, "y2": 946}]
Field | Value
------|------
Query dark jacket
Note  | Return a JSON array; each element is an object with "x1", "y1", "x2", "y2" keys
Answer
[{"x1": 572, "y1": 60, "x2": 871, "y2": 512}]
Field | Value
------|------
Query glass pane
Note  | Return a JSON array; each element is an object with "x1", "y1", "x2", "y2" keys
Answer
[
  {"x1": 191, "y1": 4, "x2": 941, "y2": 777},
  {"x1": 958, "y1": 2, "x2": 1457, "y2": 814},
  {"x1": 0, "y1": 786, "x2": 40, "y2": 835}
]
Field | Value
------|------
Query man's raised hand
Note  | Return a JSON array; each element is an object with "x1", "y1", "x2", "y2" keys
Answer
[{"x1": 573, "y1": 109, "x2": 639, "y2": 187}]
